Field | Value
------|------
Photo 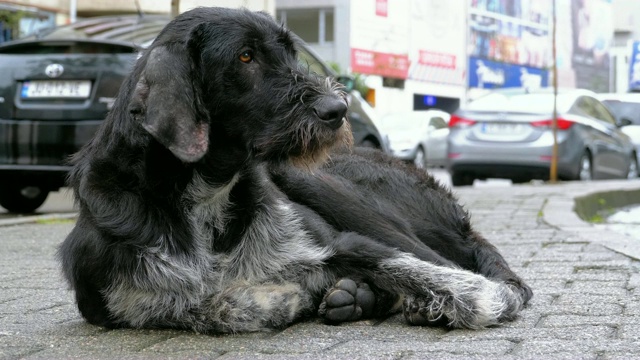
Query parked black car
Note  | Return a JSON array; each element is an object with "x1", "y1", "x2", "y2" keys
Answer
[{"x1": 0, "y1": 15, "x2": 387, "y2": 213}]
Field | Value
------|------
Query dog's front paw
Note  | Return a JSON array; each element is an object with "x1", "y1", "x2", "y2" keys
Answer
[
  {"x1": 318, "y1": 278, "x2": 375, "y2": 324},
  {"x1": 403, "y1": 295, "x2": 451, "y2": 327}
]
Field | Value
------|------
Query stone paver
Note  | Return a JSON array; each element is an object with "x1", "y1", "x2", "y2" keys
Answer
[{"x1": 1, "y1": 179, "x2": 639, "y2": 359}]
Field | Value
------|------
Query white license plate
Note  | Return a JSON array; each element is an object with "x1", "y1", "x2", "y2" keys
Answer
[
  {"x1": 481, "y1": 123, "x2": 526, "y2": 135},
  {"x1": 21, "y1": 80, "x2": 92, "y2": 99}
]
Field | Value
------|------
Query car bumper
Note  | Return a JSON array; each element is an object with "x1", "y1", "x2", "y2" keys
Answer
[
  {"x1": 447, "y1": 131, "x2": 583, "y2": 180},
  {"x1": 0, "y1": 119, "x2": 101, "y2": 167}
]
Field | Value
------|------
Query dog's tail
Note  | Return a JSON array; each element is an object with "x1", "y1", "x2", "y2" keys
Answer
[{"x1": 379, "y1": 253, "x2": 527, "y2": 329}]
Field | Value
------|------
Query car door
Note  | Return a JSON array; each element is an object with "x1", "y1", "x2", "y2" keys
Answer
[
  {"x1": 425, "y1": 114, "x2": 449, "y2": 167},
  {"x1": 577, "y1": 96, "x2": 629, "y2": 178}
]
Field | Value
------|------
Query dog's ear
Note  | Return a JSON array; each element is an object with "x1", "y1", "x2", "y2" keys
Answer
[{"x1": 128, "y1": 44, "x2": 209, "y2": 163}]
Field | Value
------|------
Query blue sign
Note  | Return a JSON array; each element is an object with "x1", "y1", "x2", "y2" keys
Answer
[
  {"x1": 629, "y1": 41, "x2": 640, "y2": 91},
  {"x1": 468, "y1": 56, "x2": 548, "y2": 89}
]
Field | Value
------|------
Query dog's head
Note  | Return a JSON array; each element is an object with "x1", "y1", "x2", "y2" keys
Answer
[{"x1": 128, "y1": 7, "x2": 352, "y2": 167}]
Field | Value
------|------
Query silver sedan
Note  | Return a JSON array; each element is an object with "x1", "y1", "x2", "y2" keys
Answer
[{"x1": 447, "y1": 88, "x2": 638, "y2": 186}]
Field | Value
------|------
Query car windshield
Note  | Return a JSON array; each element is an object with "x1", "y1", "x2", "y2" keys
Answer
[
  {"x1": 600, "y1": 100, "x2": 640, "y2": 125},
  {"x1": 467, "y1": 92, "x2": 575, "y2": 113}
]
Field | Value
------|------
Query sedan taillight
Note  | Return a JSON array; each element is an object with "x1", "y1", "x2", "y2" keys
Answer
[
  {"x1": 449, "y1": 115, "x2": 477, "y2": 128},
  {"x1": 530, "y1": 118, "x2": 574, "y2": 130}
]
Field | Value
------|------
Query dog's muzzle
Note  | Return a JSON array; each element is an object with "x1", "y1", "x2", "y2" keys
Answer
[{"x1": 313, "y1": 97, "x2": 348, "y2": 130}]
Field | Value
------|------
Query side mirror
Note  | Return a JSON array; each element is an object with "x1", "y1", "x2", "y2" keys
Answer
[{"x1": 336, "y1": 75, "x2": 355, "y2": 92}]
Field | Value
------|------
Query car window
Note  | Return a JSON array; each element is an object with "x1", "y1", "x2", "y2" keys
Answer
[
  {"x1": 297, "y1": 47, "x2": 329, "y2": 77},
  {"x1": 591, "y1": 99, "x2": 617, "y2": 125},
  {"x1": 574, "y1": 96, "x2": 616, "y2": 124},
  {"x1": 429, "y1": 117, "x2": 447, "y2": 129},
  {"x1": 572, "y1": 96, "x2": 598, "y2": 118},
  {"x1": 467, "y1": 92, "x2": 574, "y2": 113},
  {"x1": 601, "y1": 100, "x2": 640, "y2": 125}
]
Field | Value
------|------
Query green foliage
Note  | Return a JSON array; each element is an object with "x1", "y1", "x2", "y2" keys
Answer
[
  {"x1": 328, "y1": 61, "x2": 370, "y2": 96},
  {"x1": 0, "y1": 10, "x2": 25, "y2": 40}
]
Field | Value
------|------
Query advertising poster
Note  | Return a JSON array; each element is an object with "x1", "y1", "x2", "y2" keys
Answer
[
  {"x1": 569, "y1": 0, "x2": 613, "y2": 92},
  {"x1": 350, "y1": 0, "x2": 411, "y2": 79},
  {"x1": 408, "y1": 0, "x2": 466, "y2": 85},
  {"x1": 467, "y1": 0, "x2": 551, "y2": 90},
  {"x1": 629, "y1": 41, "x2": 640, "y2": 91}
]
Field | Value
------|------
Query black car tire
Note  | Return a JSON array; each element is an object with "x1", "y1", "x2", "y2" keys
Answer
[
  {"x1": 577, "y1": 152, "x2": 593, "y2": 181},
  {"x1": 451, "y1": 171, "x2": 474, "y2": 187},
  {"x1": 0, "y1": 184, "x2": 49, "y2": 213}
]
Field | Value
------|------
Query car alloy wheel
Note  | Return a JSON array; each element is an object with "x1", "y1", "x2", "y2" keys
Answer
[
  {"x1": 413, "y1": 148, "x2": 426, "y2": 169},
  {"x1": 628, "y1": 155, "x2": 639, "y2": 179},
  {"x1": 578, "y1": 152, "x2": 592, "y2": 181}
]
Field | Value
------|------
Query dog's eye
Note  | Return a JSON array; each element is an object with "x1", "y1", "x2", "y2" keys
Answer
[{"x1": 239, "y1": 50, "x2": 254, "y2": 63}]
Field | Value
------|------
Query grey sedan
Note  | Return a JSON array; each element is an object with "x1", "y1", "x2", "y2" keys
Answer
[{"x1": 447, "y1": 88, "x2": 638, "y2": 186}]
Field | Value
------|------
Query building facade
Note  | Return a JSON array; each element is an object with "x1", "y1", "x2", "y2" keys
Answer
[
  {"x1": 0, "y1": 0, "x2": 274, "y2": 43},
  {"x1": 277, "y1": 0, "x2": 619, "y2": 117}
]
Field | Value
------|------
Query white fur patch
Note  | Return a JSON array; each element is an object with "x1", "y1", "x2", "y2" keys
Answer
[{"x1": 380, "y1": 254, "x2": 523, "y2": 329}]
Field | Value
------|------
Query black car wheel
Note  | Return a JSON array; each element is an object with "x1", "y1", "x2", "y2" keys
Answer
[
  {"x1": 0, "y1": 184, "x2": 49, "y2": 213},
  {"x1": 577, "y1": 152, "x2": 593, "y2": 181},
  {"x1": 451, "y1": 171, "x2": 474, "y2": 186}
]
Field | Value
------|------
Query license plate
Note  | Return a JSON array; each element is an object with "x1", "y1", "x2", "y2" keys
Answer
[
  {"x1": 481, "y1": 122, "x2": 526, "y2": 135},
  {"x1": 21, "y1": 80, "x2": 92, "y2": 99}
]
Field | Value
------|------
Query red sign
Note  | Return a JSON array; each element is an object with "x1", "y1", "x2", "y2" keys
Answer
[
  {"x1": 376, "y1": 0, "x2": 388, "y2": 17},
  {"x1": 418, "y1": 50, "x2": 456, "y2": 69},
  {"x1": 351, "y1": 48, "x2": 409, "y2": 79}
]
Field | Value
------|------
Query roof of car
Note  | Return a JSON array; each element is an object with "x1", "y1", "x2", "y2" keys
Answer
[
  {"x1": 484, "y1": 87, "x2": 597, "y2": 96},
  {"x1": 13, "y1": 14, "x2": 170, "y2": 47},
  {"x1": 597, "y1": 92, "x2": 640, "y2": 103}
]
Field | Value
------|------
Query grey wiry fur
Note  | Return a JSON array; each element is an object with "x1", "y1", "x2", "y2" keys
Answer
[{"x1": 58, "y1": 7, "x2": 532, "y2": 334}]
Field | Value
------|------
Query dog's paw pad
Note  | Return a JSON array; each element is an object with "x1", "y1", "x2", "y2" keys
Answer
[
  {"x1": 319, "y1": 278, "x2": 375, "y2": 323},
  {"x1": 402, "y1": 296, "x2": 450, "y2": 327}
]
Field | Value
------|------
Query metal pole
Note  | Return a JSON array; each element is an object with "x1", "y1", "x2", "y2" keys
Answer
[
  {"x1": 171, "y1": 0, "x2": 180, "y2": 18},
  {"x1": 550, "y1": 0, "x2": 559, "y2": 183}
]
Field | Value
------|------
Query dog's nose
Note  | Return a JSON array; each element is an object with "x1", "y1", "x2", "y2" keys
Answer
[{"x1": 313, "y1": 97, "x2": 348, "y2": 129}]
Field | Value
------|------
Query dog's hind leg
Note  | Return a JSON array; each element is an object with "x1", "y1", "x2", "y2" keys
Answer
[
  {"x1": 201, "y1": 282, "x2": 315, "y2": 333},
  {"x1": 325, "y1": 232, "x2": 527, "y2": 329}
]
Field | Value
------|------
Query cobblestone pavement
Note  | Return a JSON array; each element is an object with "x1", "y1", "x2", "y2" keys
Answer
[{"x1": 1, "y1": 179, "x2": 639, "y2": 360}]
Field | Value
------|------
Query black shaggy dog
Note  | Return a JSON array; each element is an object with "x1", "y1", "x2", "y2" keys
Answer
[{"x1": 59, "y1": 7, "x2": 532, "y2": 333}]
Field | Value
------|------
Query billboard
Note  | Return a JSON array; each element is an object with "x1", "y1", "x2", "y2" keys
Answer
[
  {"x1": 350, "y1": 0, "x2": 411, "y2": 79},
  {"x1": 556, "y1": 0, "x2": 613, "y2": 92},
  {"x1": 629, "y1": 41, "x2": 640, "y2": 91},
  {"x1": 407, "y1": 0, "x2": 466, "y2": 86},
  {"x1": 468, "y1": 56, "x2": 549, "y2": 89},
  {"x1": 468, "y1": 0, "x2": 552, "y2": 69}
]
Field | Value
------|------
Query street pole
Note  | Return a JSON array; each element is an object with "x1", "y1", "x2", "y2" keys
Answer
[
  {"x1": 550, "y1": 0, "x2": 559, "y2": 183},
  {"x1": 171, "y1": 0, "x2": 180, "y2": 18},
  {"x1": 69, "y1": 0, "x2": 77, "y2": 23}
]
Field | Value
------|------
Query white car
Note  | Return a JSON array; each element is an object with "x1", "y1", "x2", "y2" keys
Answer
[
  {"x1": 379, "y1": 110, "x2": 450, "y2": 169},
  {"x1": 598, "y1": 93, "x2": 640, "y2": 174}
]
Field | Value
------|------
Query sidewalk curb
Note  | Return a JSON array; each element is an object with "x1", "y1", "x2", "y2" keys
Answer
[
  {"x1": 543, "y1": 181, "x2": 640, "y2": 261},
  {"x1": 0, "y1": 212, "x2": 77, "y2": 227}
]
